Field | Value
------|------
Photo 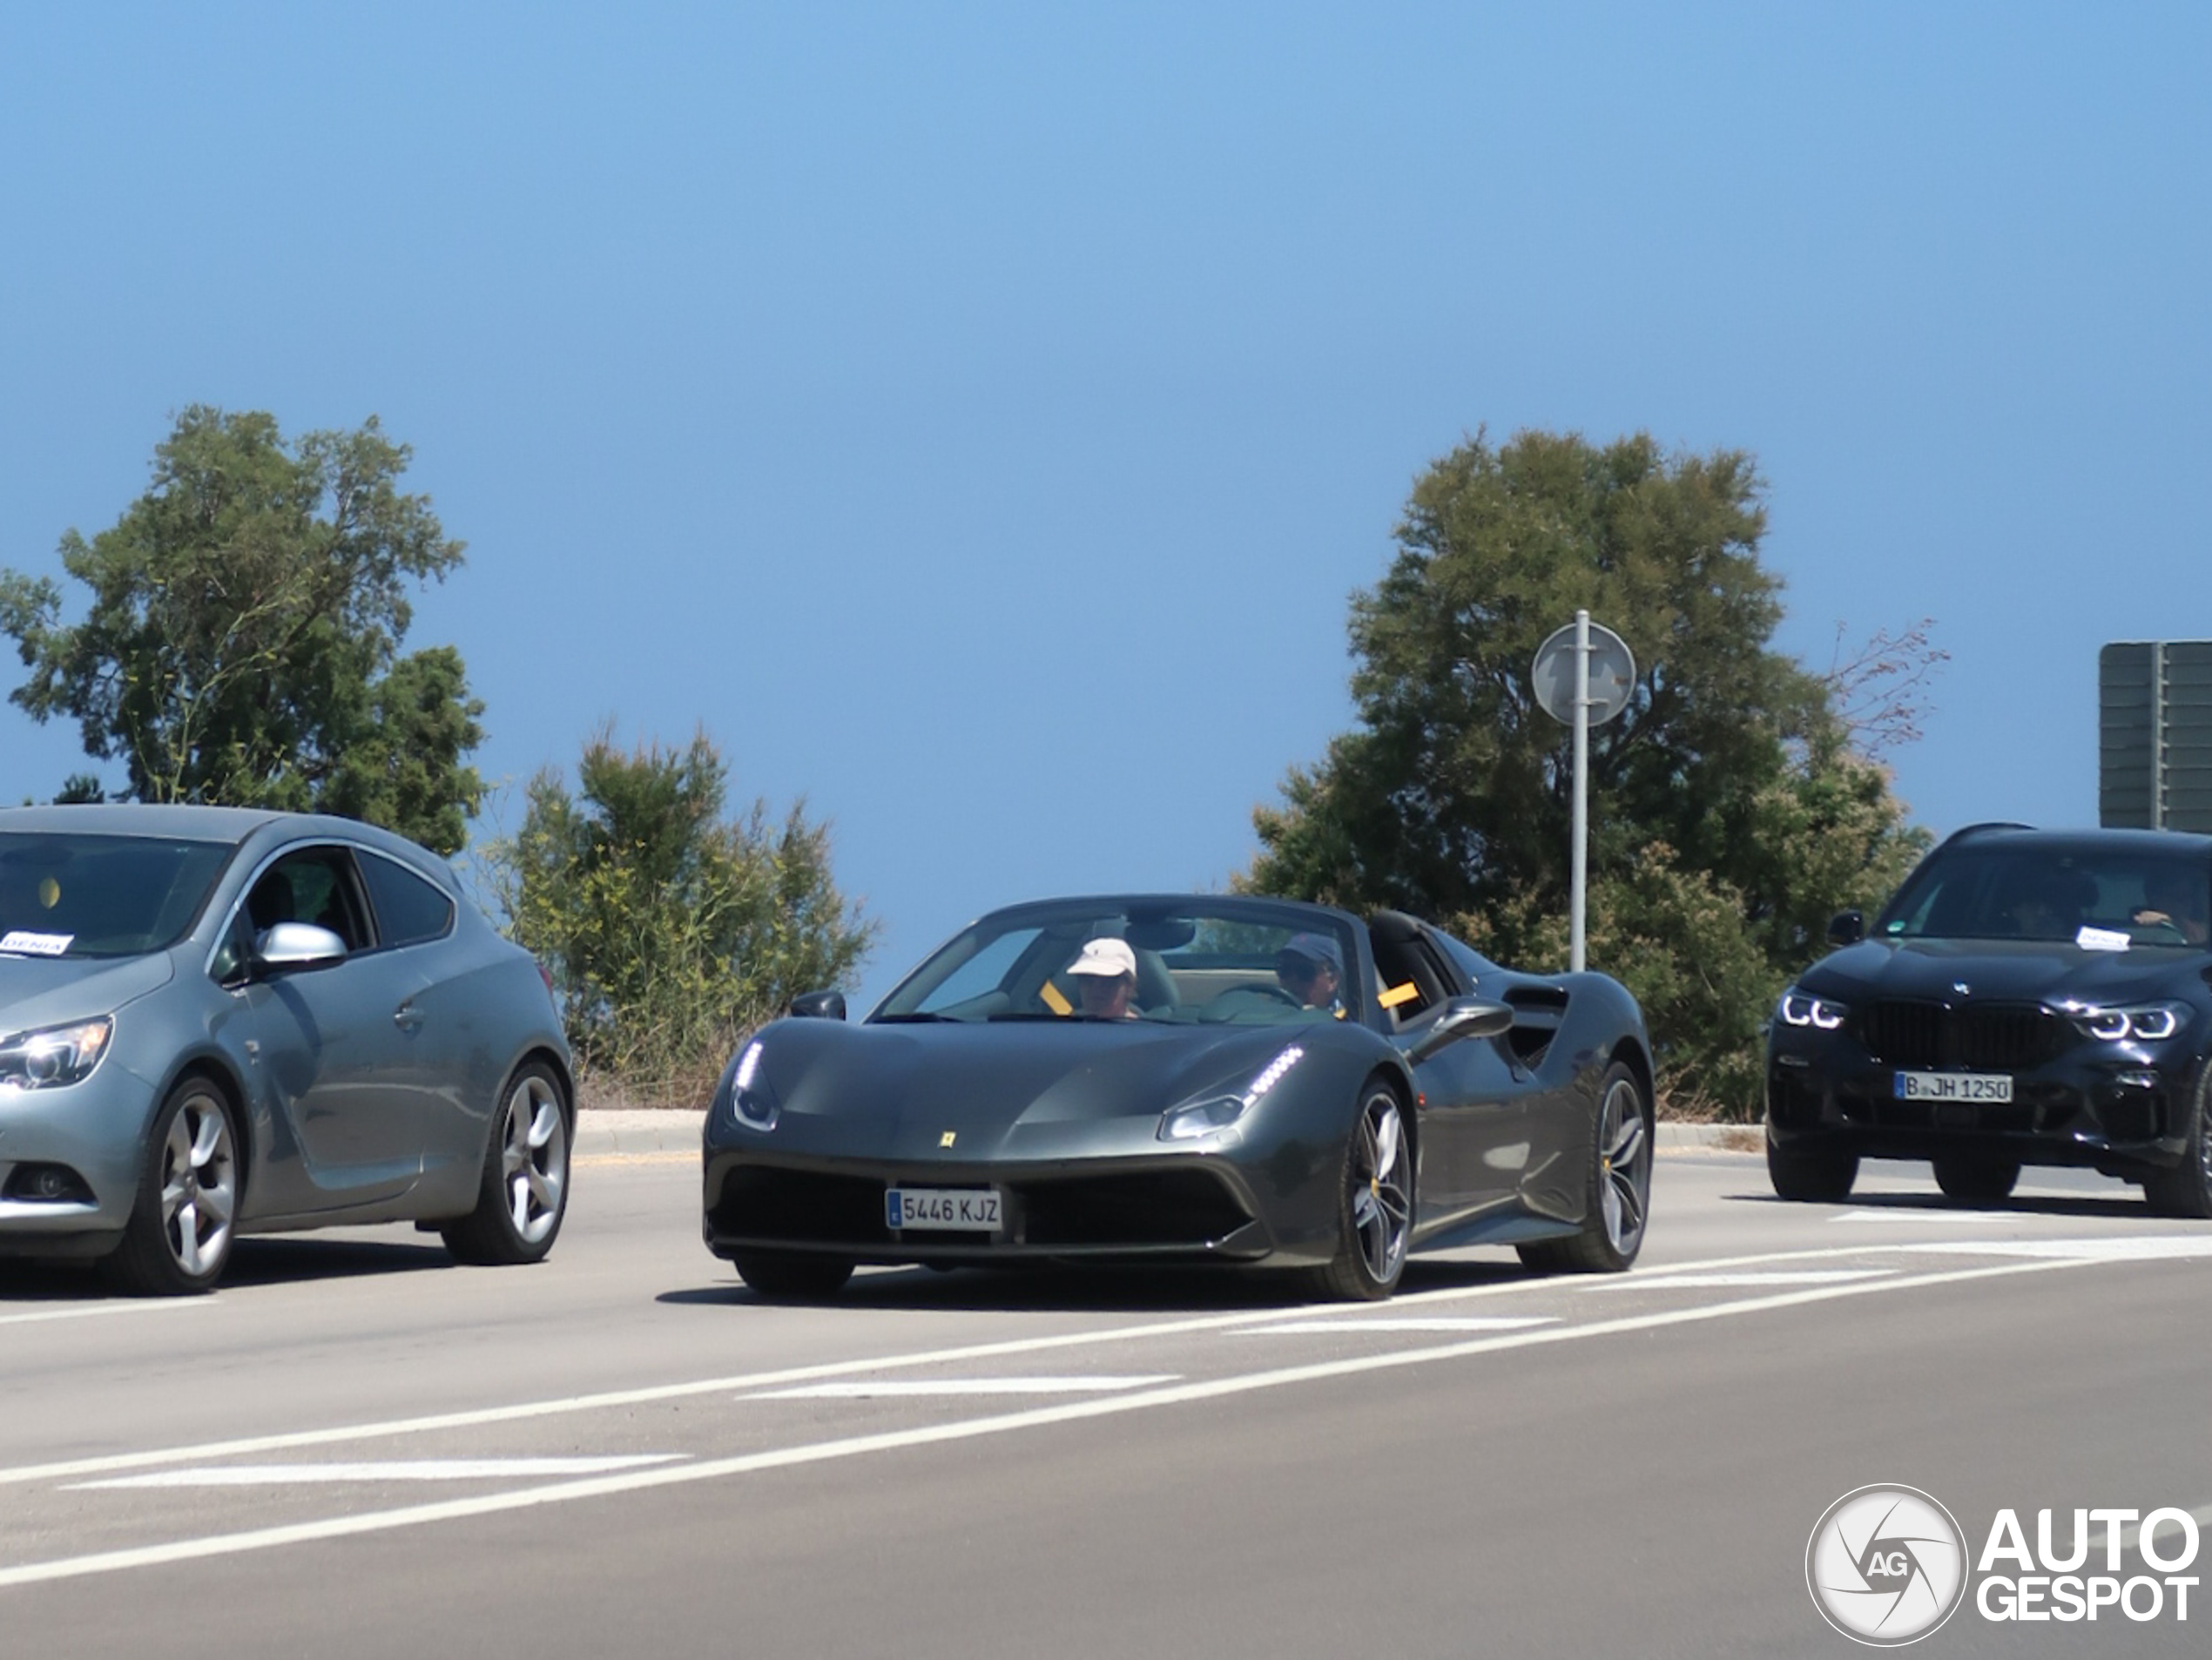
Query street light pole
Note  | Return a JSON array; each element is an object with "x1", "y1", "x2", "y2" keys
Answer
[{"x1": 1570, "y1": 608, "x2": 1590, "y2": 973}]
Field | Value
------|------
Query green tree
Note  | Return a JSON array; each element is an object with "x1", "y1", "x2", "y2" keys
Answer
[
  {"x1": 1244, "y1": 429, "x2": 1927, "y2": 1116},
  {"x1": 0, "y1": 406, "x2": 484, "y2": 853},
  {"x1": 485, "y1": 728, "x2": 877, "y2": 1106}
]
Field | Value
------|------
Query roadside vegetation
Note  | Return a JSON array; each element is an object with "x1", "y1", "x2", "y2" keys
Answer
[
  {"x1": 1243, "y1": 429, "x2": 1936, "y2": 1118},
  {"x1": 2, "y1": 411, "x2": 1933, "y2": 1117},
  {"x1": 480, "y1": 730, "x2": 874, "y2": 1108}
]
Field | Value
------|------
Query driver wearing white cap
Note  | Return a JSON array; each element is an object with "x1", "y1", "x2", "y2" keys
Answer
[{"x1": 1067, "y1": 936, "x2": 1141, "y2": 1020}]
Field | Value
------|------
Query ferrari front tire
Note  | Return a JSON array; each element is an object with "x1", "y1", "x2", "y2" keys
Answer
[
  {"x1": 1304, "y1": 1081, "x2": 1413, "y2": 1302},
  {"x1": 1517, "y1": 1062, "x2": 1650, "y2": 1274},
  {"x1": 735, "y1": 1252, "x2": 855, "y2": 1299}
]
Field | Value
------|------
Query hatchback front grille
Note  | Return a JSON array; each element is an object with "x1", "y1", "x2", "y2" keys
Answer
[{"x1": 1860, "y1": 1001, "x2": 2070, "y2": 1070}]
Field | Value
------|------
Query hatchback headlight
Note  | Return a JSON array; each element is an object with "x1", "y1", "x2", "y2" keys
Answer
[
  {"x1": 1777, "y1": 989, "x2": 1848, "y2": 1031},
  {"x1": 2070, "y1": 1002, "x2": 2188, "y2": 1043},
  {"x1": 0, "y1": 1018, "x2": 113, "y2": 1091}
]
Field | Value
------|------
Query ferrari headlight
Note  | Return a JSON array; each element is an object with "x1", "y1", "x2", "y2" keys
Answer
[
  {"x1": 2070, "y1": 1002, "x2": 2188, "y2": 1043},
  {"x1": 1777, "y1": 989, "x2": 1848, "y2": 1031},
  {"x1": 1159, "y1": 1044, "x2": 1305, "y2": 1142},
  {"x1": 727, "y1": 1040, "x2": 779, "y2": 1131},
  {"x1": 0, "y1": 1017, "x2": 113, "y2": 1092}
]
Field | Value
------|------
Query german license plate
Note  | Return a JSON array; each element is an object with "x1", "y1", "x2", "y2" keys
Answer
[
  {"x1": 1893, "y1": 1071, "x2": 2013, "y2": 1103},
  {"x1": 885, "y1": 1186, "x2": 1002, "y2": 1232}
]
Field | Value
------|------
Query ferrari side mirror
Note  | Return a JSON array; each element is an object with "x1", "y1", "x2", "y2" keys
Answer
[
  {"x1": 1406, "y1": 997, "x2": 1514, "y2": 1065},
  {"x1": 788, "y1": 990, "x2": 846, "y2": 1021}
]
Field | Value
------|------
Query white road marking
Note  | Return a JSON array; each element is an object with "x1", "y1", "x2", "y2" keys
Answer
[
  {"x1": 1237, "y1": 1317, "x2": 1556, "y2": 1334},
  {"x1": 1578, "y1": 1270, "x2": 1893, "y2": 1289},
  {"x1": 0, "y1": 1302, "x2": 205, "y2": 1329},
  {"x1": 1831, "y1": 1209, "x2": 2041, "y2": 1223},
  {"x1": 71, "y1": 1457, "x2": 685, "y2": 1490},
  {"x1": 747, "y1": 1376, "x2": 1177, "y2": 1400},
  {"x1": 1907, "y1": 1235, "x2": 2212, "y2": 1262},
  {"x1": 1, "y1": 1232, "x2": 2199, "y2": 1494},
  {"x1": 0, "y1": 1254, "x2": 2103, "y2": 1589}
]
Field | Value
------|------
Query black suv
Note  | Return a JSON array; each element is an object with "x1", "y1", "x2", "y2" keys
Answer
[{"x1": 1765, "y1": 824, "x2": 2212, "y2": 1211}]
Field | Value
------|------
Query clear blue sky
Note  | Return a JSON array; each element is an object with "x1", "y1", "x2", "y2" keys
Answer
[{"x1": 2, "y1": 3, "x2": 2205, "y2": 1007}]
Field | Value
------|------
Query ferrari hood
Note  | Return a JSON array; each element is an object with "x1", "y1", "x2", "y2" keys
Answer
[
  {"x1": 758, "y1": 1019, "x2": 1301, "y2": 1160},
  {"x1": 1803, "y1": 937, "x2": 2209, "y2": 1009}
]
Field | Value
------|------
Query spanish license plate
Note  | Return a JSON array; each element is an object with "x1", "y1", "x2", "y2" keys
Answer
[
  {"x1": 885, "y1": 1186, "x2": 1003, "y2": 1232},
  {"x1": 1893, "y1": 1071, "x2": 2013, "y2": 1103}
]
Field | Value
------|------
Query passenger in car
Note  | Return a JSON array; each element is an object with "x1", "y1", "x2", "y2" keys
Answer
[
  {"x1": 1068, "y1": 936, "x2": 1141, "y2": 1020},
  {"x1": 1276, "y1": 933, "x2": 1345, "y2": 1012}
]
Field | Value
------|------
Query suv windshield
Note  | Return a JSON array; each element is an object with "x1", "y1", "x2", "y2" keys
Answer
[
  {"x1": 875, "y1": 901, "x2": 1359, "y2": 1025},
  {"x1": 1880, "y1": 844, "x2": 2212, "y2": 947},
  {"x1": 0, "y1": 833, "x2": 232, "y2": 959}
]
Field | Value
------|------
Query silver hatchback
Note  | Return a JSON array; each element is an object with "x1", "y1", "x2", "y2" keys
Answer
[{"x1": 0, "y1": 805, "x2": 574, "y2": 1292}]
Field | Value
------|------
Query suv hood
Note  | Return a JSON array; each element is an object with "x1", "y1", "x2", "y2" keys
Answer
[{"x1": 1804, "y1": 938, "x2": 2208, "y2": 1009}]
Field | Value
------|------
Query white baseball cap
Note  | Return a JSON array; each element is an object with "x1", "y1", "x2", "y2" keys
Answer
[{"x1": 1068, "y1": 937, "x2": 1138, "y2": 980}]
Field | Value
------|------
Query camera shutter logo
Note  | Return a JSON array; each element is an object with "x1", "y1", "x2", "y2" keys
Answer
[{"x1": 1806, "y1": 1485, "x2": 1968, "y2": 1645}]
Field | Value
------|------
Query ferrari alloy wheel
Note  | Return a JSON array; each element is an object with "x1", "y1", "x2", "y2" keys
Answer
[
  {"x1": 1766, "y1": 1131, "x2": 1859, "y2": 1204},
  {"x1": 2145, "y1": 1066, "x2": 2212, "y2": 1219},
  {"x1": 1932, "y1": 1154, "x2": 2020, "y2": 1205},
  {"x1": 1518, "y1": 1062, "x2": 1650, "y2": 1274},
  {"x1": 443, "y1": 1061, "x2": 572, "y2": 1265},
  {"x1": 734, "y1": 1252, "x2": 856, "y2": 1299},
  {"x1": 107, "y1": 1077, "x2": 239, "y2": 1296},
  {"x1": 1306, "y1": 1082, "x2": 1413, "y2": 1302}
]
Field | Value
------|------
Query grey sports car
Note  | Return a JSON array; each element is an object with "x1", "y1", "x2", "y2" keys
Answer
[
  {"x1": 702, "y1": 894, "x2": 1655, "y2": 1300},
  {"x1": 0, "y1": 805, "x2": 575, "y2": 1293}
]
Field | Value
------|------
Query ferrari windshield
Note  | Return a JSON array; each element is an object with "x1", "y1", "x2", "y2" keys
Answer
[
  {"x1": 1880, "y1": 843, "x2": 2212, "y2": 947},
  {"x1": 0, "y1": 833, "x2": 232, "y2": 959},
  {"x1": 875, "y1": 900, "x2": 1361, "y2": 1025}
]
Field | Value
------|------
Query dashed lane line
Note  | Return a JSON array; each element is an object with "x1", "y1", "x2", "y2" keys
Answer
[
  {"x1": 1578, "y1": 1270, "x2": 1894, "y2": 1290},
  {"x1": 0, "y1": 1302, "x2": 206, "y2": 1329},
  {"x1": 71, "y1": 1457, "x2": 685, "y2": 1490},
  {"x1": 0, "y1": 1255, "x2": 2099, "y2": 1590},
  {"x1": 746, "y1": 1376, "x2": 1178, "y2": 1399}
]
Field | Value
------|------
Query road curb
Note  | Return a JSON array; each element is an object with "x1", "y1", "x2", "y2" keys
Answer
[
  {"x1": 1655, "y1": 1121, "x2": 1763, "y2": 1154},
  {"x1": 575, "y1": 1109, "x2": 705, "y2": 1159}
]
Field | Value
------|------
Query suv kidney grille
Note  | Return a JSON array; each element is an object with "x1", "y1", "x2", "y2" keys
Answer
[{"x1": 1861, "y1": 1001, "x2": 2068, "y2": 1070}]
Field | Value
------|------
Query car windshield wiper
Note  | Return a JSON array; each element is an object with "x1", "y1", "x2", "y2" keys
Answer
[
  {"x1": 871, "y1": 1012, "x2": 961, "y2": 1023},
  {"x1": 987, "y1": 1011, "x2": 1072, "y2": 1022}
]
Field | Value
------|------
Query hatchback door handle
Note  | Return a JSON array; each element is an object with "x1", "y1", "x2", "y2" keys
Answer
[{"x1": 394, "y1": 1002, "x2": 425, "y2": 1032}]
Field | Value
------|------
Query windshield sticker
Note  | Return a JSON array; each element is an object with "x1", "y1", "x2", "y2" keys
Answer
[
  {"x1": 2075, "y1": 925, "x2": 2132, "y2": 952},
  {"x1": 1377, "y1": 982, "x2": 1420, "y2": 1009},
  {"x1": 0, "y1": 930, "x2": 73, "y2": 957}
]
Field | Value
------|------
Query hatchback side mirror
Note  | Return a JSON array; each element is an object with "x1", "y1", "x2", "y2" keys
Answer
[
  {"x1": 1826, "y1": 910, "x2": 1865, "y2": 947},
  {"x1": 1406, "y1": 997, "x2": 1514, "y2": 1065},
  {"x1": 788, "y1": 989, "x2": 846, "y2": 1021},
  {"x1": 252, "y1": 921, "x2": 348, "y2": 975}
]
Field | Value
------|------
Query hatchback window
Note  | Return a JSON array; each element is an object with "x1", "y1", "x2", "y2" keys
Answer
[{"x1": 360, "y1": 851, "x2": 455, "y2": 947}]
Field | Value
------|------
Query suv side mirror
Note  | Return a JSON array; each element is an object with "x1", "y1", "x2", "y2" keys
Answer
[
  {"x1": 788, "y1": 990, "x2": 846, "y2": 1021},
  {"x1": 1826, "y1": 910, "x2": 1865, "y2": 947},
  {"x1": 1406, "y1": 996, "x2": 1514, "y2": 1065},
  {"x1": 252, "y1": 921, "x2": 348, "y2": 975}
]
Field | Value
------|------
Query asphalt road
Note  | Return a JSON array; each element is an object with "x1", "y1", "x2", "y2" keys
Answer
[{"x1": 3, "y1": 1144, "x2": 2209, "y2": 1658}]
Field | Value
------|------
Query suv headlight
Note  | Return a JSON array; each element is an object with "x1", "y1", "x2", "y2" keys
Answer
[
  {"x1": 2069, "y1": 1002, "x2": 2188, "y2": 1043},
  {"x1": 1777, "y1": 989, "x2": 1848, "y2": 1031},
  {"x1": 1160, "y1": 1044, "x2": 1305, "y2": 1142},
  {"x1": 0, "y1": 1018, "x2": 113, "y2": 1091}
]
